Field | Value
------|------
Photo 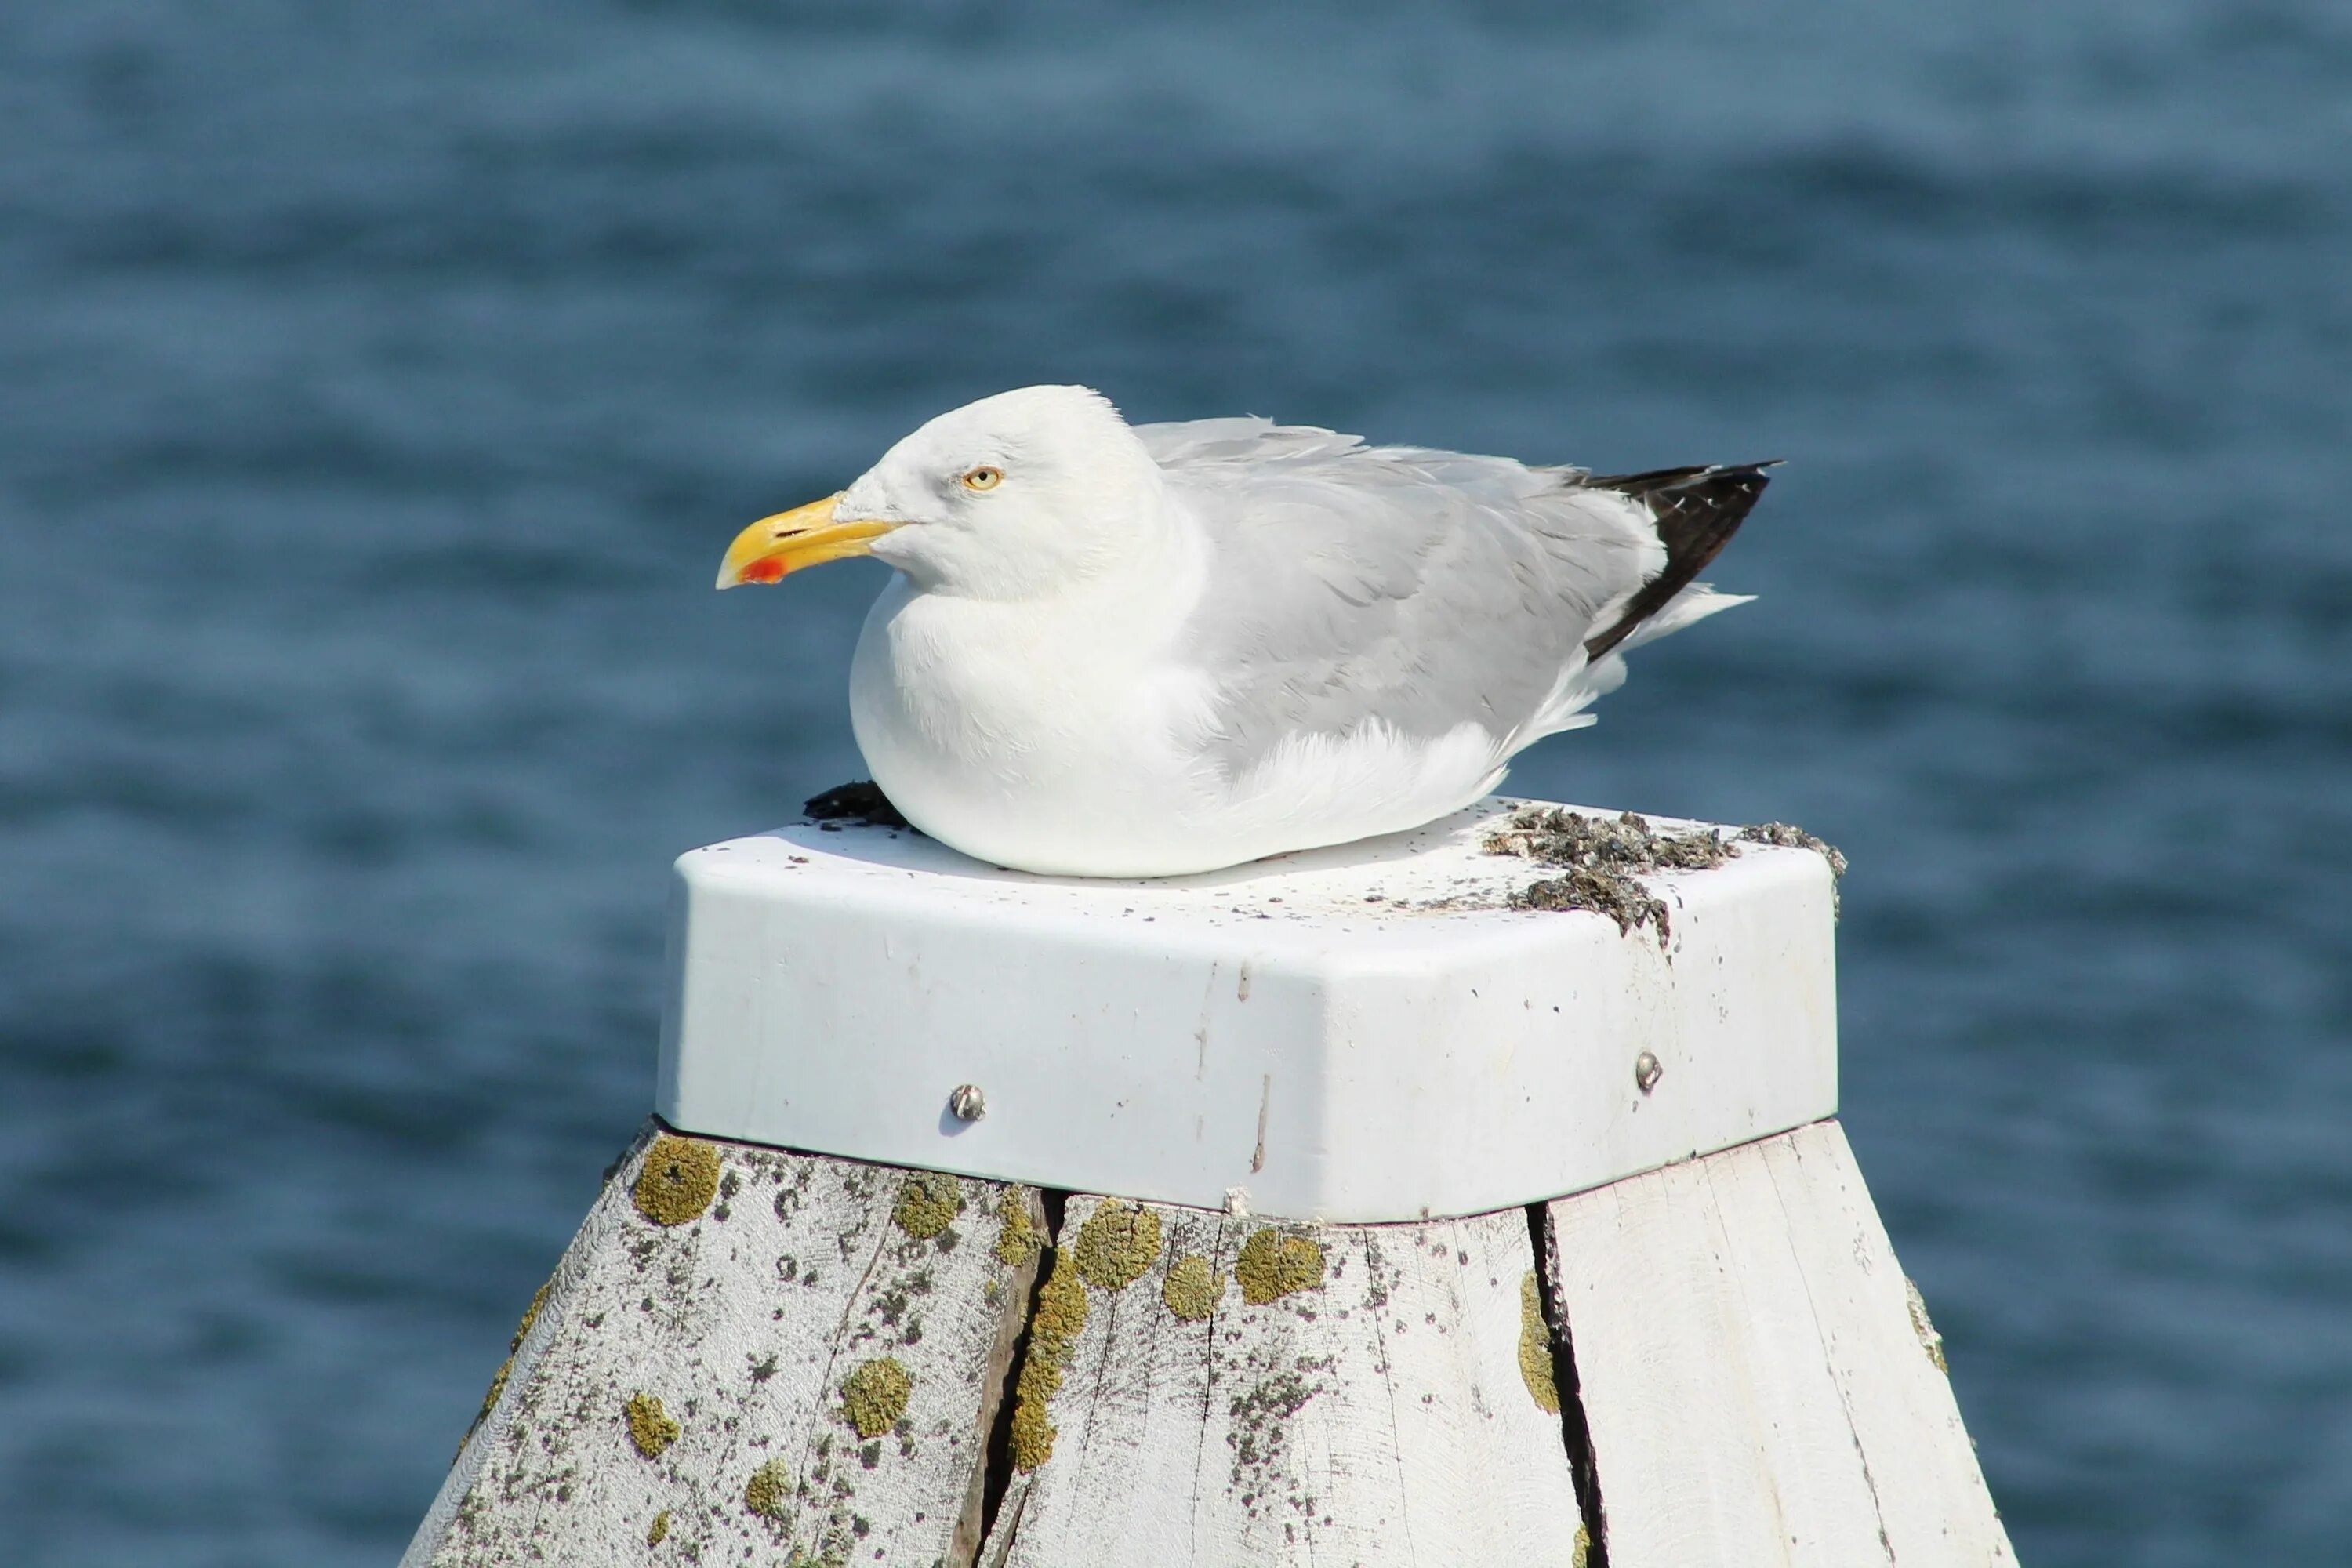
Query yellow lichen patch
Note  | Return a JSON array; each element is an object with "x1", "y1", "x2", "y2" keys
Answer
[
  {"x1": 1235, "y1": 1228, "x2": 1325, "y2": 1305},
  {"x1": 1518, "y1": 1270, "x2": 1563, "y2": 1413},
  {"x1": 647, "y1": 1509, "x2": 671, "y2": 1547},
  {"x1": 840, "y1": 1356, "x2": 913, "y2": 1439},
  {"x1": 459, "y1": 1276, "x2": 556, "y2": 1452},
  {"x1": 1573, "y1": 1522, "x2": 1591, "y2": 1568},
  {"x1": 633, "y1": 1135, "x2": 722, "y2": 1226},
  {"x1": 1070, "y1": 1199, "x2": 1163, "y2": 1291},
  {"x1": 510, "y1": 1277, "x2": 552, "y2": 1352},
  {"x1": 891, "y1": 1171, "x2": 964, "y2": 1240},
  {"x1": 1161, "y1": 1254, "x2": 1225, "y2": 1321},
  {"x1": 994, "y1": 1186, "x2": 1042, "y2": 1268},
  {"x1": 1007, "y1": 1257, "x2": 1090, "y2": 1471},
  {"x1": 1905, "y1": 1276, "x2": 1949, "y2": 1374},
  {"x1": 744, "y1": 1456, "x2": 792, "y2": 1519},
  {"x1": 472, "y1": 1359, "x2": 514, "y2": 1436},
  {"x1": 625, "y1": 1392, "x2": 681, "y2": 1457}
]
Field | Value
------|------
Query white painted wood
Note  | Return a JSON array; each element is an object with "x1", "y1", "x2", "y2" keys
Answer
[
  {"x1": 980, "y1": 1194, "x2": 1588, "y2": 1566},
  {"x1": 403, "y1": 1127, "x2": 1038, "y2": 1567},
  {"x1": 662, "y1": 795, "x2": 1838, "y2": 1221},
  {"x1": 1544, "y1": 1120, "x2": 2014, "y2": 1567}
]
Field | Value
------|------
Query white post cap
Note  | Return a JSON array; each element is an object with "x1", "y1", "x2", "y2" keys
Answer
[{"x1": 658, "y1": 797, "x2": 1837, "y2": 1222}]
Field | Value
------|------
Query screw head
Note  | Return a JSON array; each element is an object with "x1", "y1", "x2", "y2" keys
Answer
[
  {"x1": 947, "y1": 1083, "x2": 987, "y2": 1122},
  {"x1": 1633, "y1": 1051, "x2": 1663, "y2": 1094}
]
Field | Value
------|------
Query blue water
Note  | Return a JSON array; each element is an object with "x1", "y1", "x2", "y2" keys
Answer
[{"x1": 4, "y1": 2, "x2": 2347, "y2": 1562}]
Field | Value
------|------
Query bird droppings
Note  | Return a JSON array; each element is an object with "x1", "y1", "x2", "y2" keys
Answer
[
  {"x1": 1236, "y1": 1229, "x2": 1326, "y2": 1305},
  {"x1": 993, "y1": 1187, "x2": 1042, "y2": 1268},
  {"x1": 633, "y1": 1135, "x2": 722, "y2": 1226},
  {"x1": 646, "y1": 1509, "x2": 671, "y2": 1547},
  {"x1": 1906, "y1": 1276, "x2": 1950, "y2": 1374},
  {"x1": 1484, "y1": 808, "x2": 1729, "y2": 941},
  {"x1": 803, "y1": 779, "x2": 912, "y2": 829},
  {"x1": 1483, "y1": 806, "x2": 1847, "y2": 941},
  {"x1": 625, "y1": 1392, "x2": 681, "y2": 1457},
  {"x1": 1162, "y1": 1254, "x2": 1226, "y2": 1320},
  {"x1": 1517, "y1": 1272, "x2": 1562, "y2": 1414},
  {"x1": 840, "y1": 1356, "x2": 912, "y2": 1439},
  {"x1": 1070, "y1": 1199, "x2": 1163, "y2": 1290},
  {"x1": 891, "y1": 1171, "x2": 964, "y2": 1240},
  {"x1": 1008, "y1": 1257, "x2": 1090, "y2": 1471},
  {"x1": 743, "y1": 1457, "x2": 793, "y2": 1519},
  {"x1": 1737, "y1": 820, "x2": 1849, "y2": 916}
]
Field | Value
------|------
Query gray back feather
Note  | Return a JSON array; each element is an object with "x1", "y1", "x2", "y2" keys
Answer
[{"x1": 1135, "y1": 419, "x2": 1663, "y2": 775}]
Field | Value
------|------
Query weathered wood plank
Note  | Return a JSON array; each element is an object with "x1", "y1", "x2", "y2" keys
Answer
[
  {"x1": 982, "y1": 1195, "x2": 1588, "y2": 1566},
  {"x1": 404, "y1": 1123, "x2": 1039, "y2": 1567},
  {"x1": 1544, "y1": 1119, "x2": 2013, "y2": 1567}
]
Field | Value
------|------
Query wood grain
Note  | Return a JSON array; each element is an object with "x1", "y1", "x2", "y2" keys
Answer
[
  {"x1": 1544, "y1": 1119, "x2": 2014, "y2": 1567},
  {"x1": 404, "y1": 1124, "x2": 1036, "y2": 1567},
  {"x1": 982, "y1": 1196, "x2": 1588, "y2": 1566}
]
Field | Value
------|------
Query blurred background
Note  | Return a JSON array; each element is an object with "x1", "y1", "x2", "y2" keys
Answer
[{"x1": 3, "y1": 2, "x2": 2347, "y2": 1563}]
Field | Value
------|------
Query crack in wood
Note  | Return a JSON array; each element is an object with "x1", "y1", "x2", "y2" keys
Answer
[
  {"x1": 964, "y1": 1187, "x2": 1066, "y2": 1563},
  {"x1": 1527, "y1": 1203, "x2": 1609, "y2": 1568},
  {"x1": 951, "y1": 1185, "x2": 1051, "y2": 1566}
]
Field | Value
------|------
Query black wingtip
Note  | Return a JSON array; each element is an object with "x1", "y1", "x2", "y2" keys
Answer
[{"x1": 1577, "y1": 461, "x2": 1777, "y2": 660}]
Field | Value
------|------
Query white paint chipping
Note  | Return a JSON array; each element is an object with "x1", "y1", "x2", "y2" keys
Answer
[{"x1": 1543, "y1": 1120, "x2": 2014, "y2": 1567}]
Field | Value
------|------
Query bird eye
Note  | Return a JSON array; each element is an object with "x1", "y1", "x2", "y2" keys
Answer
[{"x1": 960, "y1": 466, "x2": 1003, "y2": 492}]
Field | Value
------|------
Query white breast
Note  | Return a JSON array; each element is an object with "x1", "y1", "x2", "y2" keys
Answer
[{"x1": 848, "y1": 571, "x2": 1218, "y2": 875}]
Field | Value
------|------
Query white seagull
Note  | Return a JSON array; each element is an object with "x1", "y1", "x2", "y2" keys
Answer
[{"x1": 718, "y1": 386, "x2": 1771, "y2": 877}]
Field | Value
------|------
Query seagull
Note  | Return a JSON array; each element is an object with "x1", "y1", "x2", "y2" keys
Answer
[{"x1": 718, "y1": 386, "x2": 1771, "y2": 877}]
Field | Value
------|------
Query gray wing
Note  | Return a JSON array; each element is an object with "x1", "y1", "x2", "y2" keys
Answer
[{"x1": 1136, "y1": 419, "x2": 1676, "y2": 775}]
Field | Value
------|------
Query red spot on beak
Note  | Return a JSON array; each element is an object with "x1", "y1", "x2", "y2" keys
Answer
[{"x1": 739, "y1": 557, "x2": 787, "y2": 584}]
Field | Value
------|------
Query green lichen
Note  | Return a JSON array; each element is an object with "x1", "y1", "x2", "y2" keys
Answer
[
  {"x1": 633, "y1": 1135, "x2": 722, "y2": 1226},
  {"x1": 993, "y1": 1186, "x2": 1042, "y2": 1268},
  {"x1": 1905, "y1": 1276, "x2": 1950, "y2": 1374},
  {"x1": 458, "y1": 1277, "x2": 554, "y2": 1455},
  {"x1": 1518, "y1": 1270, "x2": 1563, "y2": 1414},
  {"x1": 1070, "y1": 1199, "x2": 1163, "y2": 1290},
  {"x1": 744, "y1": 1456, "x2": 792, "y2": 1519},
  {"x1": 1007, "y1": 1257, "x2": 1089, "y2": 1471},
  {"x1": 1161, "y1": 1254, "x2": 1225, "y2": 1320},
  {"x1": 510, "y1": 1278, "x2": 551, "y2": 1351},
  {"x1": 891, "y1": 1171, "x2": 964, "y2": 1240},
  {"x1": 1235, "y1": 1228, "x2": 1325, "y2": 1305},
  {"x1": 625, "y1": 1392, "x2": 681, "y2": 1457},
  {"x1": 646, "y1": 1509, "x2": 671, "y2": 1547},
  {"x1": 1573, "y1": 1522, "x2": 1591, "y2": 1567},
  {"x1": 840, "y1": 1356, "x2": 912, "y2": 1439}
]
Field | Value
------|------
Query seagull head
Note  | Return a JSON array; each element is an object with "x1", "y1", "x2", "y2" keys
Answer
[{"x1": 717, "y1": 385, "x2": 1165, "y2": 601}]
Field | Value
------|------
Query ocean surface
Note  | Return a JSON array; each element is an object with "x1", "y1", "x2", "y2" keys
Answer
[{"x1": 3, "y1": 2, "x2": 2348, "y2": 1563}]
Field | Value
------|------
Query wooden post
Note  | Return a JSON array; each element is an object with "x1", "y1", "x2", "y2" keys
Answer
[{"x1": 404, "y1": 799, "x2": 2013, "y2": 1566}]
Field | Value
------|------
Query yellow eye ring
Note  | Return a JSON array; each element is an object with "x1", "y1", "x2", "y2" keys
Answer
[{"x1": 960, "y1": 466, "x2": 1003, "y2": 492}]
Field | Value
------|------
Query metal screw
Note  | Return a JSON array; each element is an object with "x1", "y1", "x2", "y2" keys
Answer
[
  {"x1": 947, "y1": 1083, "x2": 987, "y2": 1122},
  {"x1": 1633, "y1": 1051, "x2": 1663, "y2": 1094}
]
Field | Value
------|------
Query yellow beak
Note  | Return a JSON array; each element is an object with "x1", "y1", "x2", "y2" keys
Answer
[{"x1": 715, "y1": 495, "x2": 898, "y2": 589}]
